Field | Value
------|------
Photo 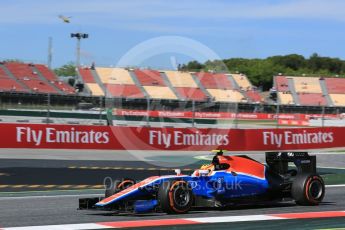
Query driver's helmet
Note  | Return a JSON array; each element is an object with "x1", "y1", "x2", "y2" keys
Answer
[
  {"x1": 200, "y1": 164, "x2": 215, "y2": 171},
  {"x1": 192, "y1": 163, "x2": 214, "y2": 177}
]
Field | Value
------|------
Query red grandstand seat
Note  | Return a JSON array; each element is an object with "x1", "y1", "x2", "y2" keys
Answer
[
  {"x1": 298, "y1": 93, "x2": 327, "y2": 106},
  {"x1": 35, "y1": 64, "x2": 56, "y2": 81},
  {"x1": 3, "y1": 62, "x2": 67, "y2": 94},
  {"x1": 19, "y1": 79, "x2": 57, "y2": 94},
  {"x1": 325, "y1": 78, "x2": 345, "y2": 94},
  {"x1": 195, "y1": 72, "x2": 233, "y2": 89},
  {"x1": 78, "y1": 68, "x2": 95, "y2": 83},
  {"x1": 0, "y1": 78, "x2": 29, "y2": 92},
  {"x1": 104, "y1": 84, "x2": 145, "y2": 98},
  {"x1": 134, "y1": 69, "x2": 166, "y2": 86},
  {"x1": 0, "y1": 67, "x2": 29, "y2": 92},
  {"x1": 50, "y1": 81, "x2": 75, "y2": 94},
  {"x1": 174, "y1": 87, "x2": 207, "y2": 101},
  {"x1": 4, "y1": 62, "x2": 40, "y2": 80},
  {"x1": 0, "y1": 68, "x2": 10, "y2": 79},
  {"x1": 275, "y1": 76, "x2": 289, "y2": 92},
  {"x1": 35, "y1": 64, "x2": 75, "y2": 94},
  {"x1": 246, "y1": 90, "x2": 262, "y2": 102}
]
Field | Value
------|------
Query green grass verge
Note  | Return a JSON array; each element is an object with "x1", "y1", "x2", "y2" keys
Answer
[{"x1": 322, "y1": 174, "x2": 345, "y2": 185}]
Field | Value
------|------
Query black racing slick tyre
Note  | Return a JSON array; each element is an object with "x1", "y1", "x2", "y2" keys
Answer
[
  {"x1": 291, "y1": 174, "x2": 325, "y2": 206},
  {"x1": 105, "y1": 178, "x2": 135, "y2": 198},
  {"x1": 158, "y1": 180, "x2": 193, "y2": 214}
]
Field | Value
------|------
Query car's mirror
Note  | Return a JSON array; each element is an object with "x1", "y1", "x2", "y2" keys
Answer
[{"x1": 174, "y1": 169, "x2": 181, "y2": 175}]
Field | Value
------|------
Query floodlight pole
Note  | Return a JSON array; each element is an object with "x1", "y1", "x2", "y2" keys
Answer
[
  {"x1": 70, "y1": 33, "x2": 89, "y2": 68},
  {"x1": 47, "y1": 37, "x2": 52, "y2": 69},
  {"x1": 76, "y1": 38, "x2": 81, "y2": 67}
]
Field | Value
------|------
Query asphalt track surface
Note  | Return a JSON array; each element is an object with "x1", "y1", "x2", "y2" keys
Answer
[
  {"x1": 0, "y1": 160, "x2": 195, "y2": 191},
  {"x1": 1, "y1": 148, "x2": 345, "y2": 170},
  {"x1": 0, "y1": 155, "x2": 344, "y2": 191},
  {"x1": 0, "y1": 186, "x2": 344, "y2": 228},
  {"x1": 0, "y1": 150, "x2": 344, "y2": 228}
]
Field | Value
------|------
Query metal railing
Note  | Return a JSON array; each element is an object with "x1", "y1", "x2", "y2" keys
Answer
[{"x1": 0, "y1": 92, "x2": 344, "y2": 127}]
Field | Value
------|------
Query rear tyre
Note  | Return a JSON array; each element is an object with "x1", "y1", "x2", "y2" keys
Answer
[
  {"x1": 158, "y1": 180, "x2": 193, "y2": 214},
  {"x1": 291, "y1": 174, "x2": 325, "y2": 205},
  {"x1": 105, "y1": 178, "x2": 135, "y2": 198}
]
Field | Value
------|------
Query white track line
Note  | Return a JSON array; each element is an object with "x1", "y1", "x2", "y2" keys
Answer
[
  {"x1": 0, "y1": 194, "x2": 102, "y2": 200},
  {"x1": 186, "y1": 214, "x2": 285, "y2": 223},
  {"x1": 1, "y1": 223, "x2": 112, "y2": 230},
  {"x1": 326, "y1": 184, "x2": 345, "y2": 188},
  {"x1": 319, "y1": 166, "x2": 345, "y2": 170},
  {"x1": 2, "y1": 210, "x2": 345, "y2": 230}
]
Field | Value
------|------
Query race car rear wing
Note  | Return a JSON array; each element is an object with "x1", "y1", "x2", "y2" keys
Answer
[{"x1": 265, "y1": 152, "x2": 316, "y2": 174}]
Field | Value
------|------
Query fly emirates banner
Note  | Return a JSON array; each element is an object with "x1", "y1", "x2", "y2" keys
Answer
[{"x1": 0, "y1": 123, "x2": 344, "y2": 151}]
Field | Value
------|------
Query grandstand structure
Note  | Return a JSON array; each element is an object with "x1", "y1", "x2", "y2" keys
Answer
[
  {"x1": 274, "y1": 75, "x2": 345, "y2": 107},
  {"x1": 1, "y1": 61, "x2": 345, "y2": 114},
  {"x1": 78, "y1": 66, "x2": 262, "y2": 104},
  {"x1": 0, "y1": 62, "x2": 75, "y2": 95}
]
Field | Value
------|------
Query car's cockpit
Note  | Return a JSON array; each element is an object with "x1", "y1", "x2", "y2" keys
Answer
[{"x1": 192, "y1": 150, "x2": 231, "y2": 176}]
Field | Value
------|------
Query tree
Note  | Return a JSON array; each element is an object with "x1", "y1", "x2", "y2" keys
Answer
[
  {"x1": 204, "y1": 59, "x2": 228, "y2": 72},
  {"x1": 54, "y1": 62, "x2": 77, "y2": 77},
  {"x1": 268, "y1": 54, "x2": 305, "y2": 70},
  {"x1": 179, "y1": 60, "x2": 204, "y2": 71},
  {"x1": 308, "y1": 53, "x2": 325, "y2": 73},
  {"x1": 238, "y1": 59, "x2": 281, "y2": 90},
  {"x1": 180, "y1": 53, "x2": 345, "y2": 91}
]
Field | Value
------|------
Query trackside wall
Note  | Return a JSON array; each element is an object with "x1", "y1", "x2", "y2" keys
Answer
[{"x1": 0, "y1": 123, "x2": 344, "y2": 151}]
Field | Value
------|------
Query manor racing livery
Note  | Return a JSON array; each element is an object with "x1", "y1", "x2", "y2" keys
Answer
[{"x1": 79, "y1": 150, "x2": 325, "y2": 214}]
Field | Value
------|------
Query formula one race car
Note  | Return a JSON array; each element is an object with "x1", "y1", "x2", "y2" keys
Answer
[{"x1": 79, "y1": 150, "x2": 325, "y2": 214}]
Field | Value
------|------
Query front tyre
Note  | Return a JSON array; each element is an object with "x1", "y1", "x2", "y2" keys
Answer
[
  {"x1": 292, "y1": 174, "x2": 325, "y2": 205},
  {"x1": 158, "y1": 180, "x2": 193, "y2": 214}
]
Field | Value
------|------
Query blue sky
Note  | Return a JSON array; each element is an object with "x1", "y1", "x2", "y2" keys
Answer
[{"x1": 1, "y1": 0, "x2": 345, "y2": 69}]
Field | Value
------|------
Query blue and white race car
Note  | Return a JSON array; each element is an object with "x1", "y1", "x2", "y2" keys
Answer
[{"x1": 79, "y1": 150, "x2": 325, "y2": 214}]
